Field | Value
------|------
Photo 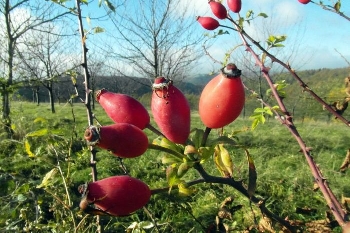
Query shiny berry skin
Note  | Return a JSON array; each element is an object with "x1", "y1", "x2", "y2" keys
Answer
[
  {"x1": 151, "y1": 77, "x2": 191, "y2": 144},
  {"x1": 199, "y1": 64, "x2": 245, "y2": 129},
  {"x1": 227, "y1": 0, "x2": 242, "y2": 13},
  {"x1": 84, "y1": 123, "x2": 149, "y2": 158},
  {"x1": 197, "y1": 16, "x2": 220, "y2": 30},
  {"x1": 85, "y1": 176, "x2": 151, "y2": 216},
  {"x1": 96, "y1": 89, "x2": 150, "y2": 129},
  {"x1": 209, "y1": 0, "x2": 227, "y2": 20}
]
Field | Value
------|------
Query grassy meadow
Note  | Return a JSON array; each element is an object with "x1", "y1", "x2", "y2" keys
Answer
[{"x1": 0, "y1": 101, "x2": 349, "y2": 232}]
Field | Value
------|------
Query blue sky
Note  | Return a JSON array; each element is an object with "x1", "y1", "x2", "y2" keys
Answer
[
  {"x1": 80, "y1": 0, "x2": 349, "y2": 74},
  {"x1": 193, "y1": 0, "x2": 350, "y2": 72}
]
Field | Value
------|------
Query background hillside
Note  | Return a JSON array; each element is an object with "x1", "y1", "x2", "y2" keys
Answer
[{"x1": 14, "y1": 67, "x2": 350, "y2": 121}]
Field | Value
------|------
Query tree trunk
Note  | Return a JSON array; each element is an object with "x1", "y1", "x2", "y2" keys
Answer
[
  {"x1": 48, "y1": 86, "x2": 55, "y2": 113},
  {"x1": 2, "y1": 87, "x2": 12, "y2": 137},
  {"x1": 35, "y1": 87, "x2": 40, "y2": 105}
]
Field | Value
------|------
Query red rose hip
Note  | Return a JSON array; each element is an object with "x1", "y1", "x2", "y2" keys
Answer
[
  {"x1": 83, "y1": 176, "x2": 151, "y2": 216},
  {"x1": 96, "y1": 89, "x2": 150, "y2": 129},
  {"x1": 209, "y1": 0, "x2": 227, "y2": 20},
  {"x1": 227, "y1": 0, "x2": 242, "y2": 13},
  {"x1": 197, "y1": 16, "x2": 220, "y2": 30},
  {"x1": 151, "y1": 77, "x2": 191, "y2": 144},
  {"x1": 199, "y1": 63, "x2": 245, "y2": 129},
  {"x1": 298, "y1": 0, "x2": 311, "y2": 4},
  {"x1": 84, "y1": 123, "x2": 149, "y2": 158}
]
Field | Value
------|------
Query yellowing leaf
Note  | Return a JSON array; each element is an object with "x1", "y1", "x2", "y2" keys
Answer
[
  {"x1": 26, "y1": 128, "x2": 48, "y2": 137},
  {"x1": 36, "y1": 168, "x2": 58, "y2": 188},
  {"x1": 214, "y1": 144, "x2": 233, "y2": 177},
  {"x1": 24, "y1": 139, "x2": 35, "y2": 157},
  {"x1": 218, "y1": 144, "x2": 234, "y2": 177},
  {"x1": 178, "y1": 182, "x2": 195, "y2": 196}
]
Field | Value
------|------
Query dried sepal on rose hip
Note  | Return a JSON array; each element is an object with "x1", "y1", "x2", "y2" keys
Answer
[
  {"x1": 151, "y1": 77, "x2": 191, "y2": 144},
  {"x1": 79, "y1": 176, "x2": 151, "y2": 217},
  {"x1": 96, "y1": 89, "x2": 150, "y2": 129},
  {"x1": 197, "y1": 16, "x2": 220, "y2": 30},
  {"x1": 209, "y1": 0, "x2": 227, "y2": 20},
  {"x1": 84, "y1": 123, "x2": 149, "y2": 158},
  {"x1": 199, "y1": 63, "x2": 245, "y2": 129}
]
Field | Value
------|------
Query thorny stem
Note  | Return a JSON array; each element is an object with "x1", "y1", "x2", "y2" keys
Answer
[
  {"x1": 75, "y1": 0, "x2": 100, "y2": 231},
  {"x1": 227, "y1": 17, "x2": 348, "y2": 227}
]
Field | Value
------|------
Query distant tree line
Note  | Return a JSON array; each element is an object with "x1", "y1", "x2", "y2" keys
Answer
[{"x1": 12, "y1": 67, "x2": 350, "y2": 122}]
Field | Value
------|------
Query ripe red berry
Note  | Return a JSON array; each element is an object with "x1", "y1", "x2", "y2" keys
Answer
[
  {"x1": 197, "y1": 16, "x2": 220, "y2": 30},
  {"x1": 209, "y1": 0, "x2": 227, "y2": 20},
  {"x1": 227, "y1": 0, "x2": 242, "y2": 13},
  {"x1": 84, "y1": 176, "x2": 151, "y2": 216},
  {"x1": 151, "y1": 77, "x2": 191, "y2": 144},
  {"x1": 298, "y1": 0, "x2": 311, "y2": 4},
  {"x1": 96, "y1": 89, "x2": 150, "y2": 129},
  {"x1": 84, "y1": 123, "x2": 149, "y2": 158},
  {"x1": 199, "y1": 64, "x2": 245, "y2": 129}
]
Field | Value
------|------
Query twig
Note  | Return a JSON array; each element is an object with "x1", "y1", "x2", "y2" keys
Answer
[
  {"x1": 75, "y1": 0, "x2": 100, "y2": 232},
  {"x1": 312, "y1": 1, "x2": 350, "y2": 22}
]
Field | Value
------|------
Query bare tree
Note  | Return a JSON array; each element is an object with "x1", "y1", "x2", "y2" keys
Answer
[
  {"x1": 17, "y1": 23, "x2": 77, "y2": 113},
  {"x1": 0, "y1": 0, "x2": 70, "y2": 137},
  {"x1": 104, "y1": 0, "x2": 204, "y2": 81}
]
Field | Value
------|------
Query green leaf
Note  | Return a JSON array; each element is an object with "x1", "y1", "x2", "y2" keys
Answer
[
  {"x1": 238, "y1": 17, "x2": 244, "y2": 28},
  {"x1": 153, "y1": 137, "x2": 183, "y2": 153},
  {"x1": 177, "y1": 162, "x2": 192, "y2": 178},
  {"x1": 161, "y1": 154, "x2": 182, "y2": 165},
  {"x1": 251, "y1": 118, "x2": 260, "y2": 130},
  {"x1": 166, "y1": 165, "x2": 179, "y2": 193},
  {"x1": 258, "y1": 12, "x2": 268, "y2": 18},
  {"x1": 334, "y1": 1, "x2": 341, "y2": 12},
  {"x1": 217, "y1": 29, "x2": 229, "y2": 35},
  {"x1": 190, "y1": 128, "x2": 204, "y2": 148},
  {"x1": 210, "y1": 135, "x2": 237, "y2": 146},
  {"x1": 197, "y1": 146, "x2": 214, "y2": 164},
  {"x1": 245, "y1": 149, "x2": 257, "y2": 197},
  {"x1": 246, "y1": 10, "x2": 253, "y2": 19},
  {"x1": 104, "y1": 0, "x2": 116, "y2": 12},
  {"x1": 94, "y1": 27, "x2": 105, "y2": 34},
  {"x1": 272, "y1": 43, "x2": 284, "y2": 48}
]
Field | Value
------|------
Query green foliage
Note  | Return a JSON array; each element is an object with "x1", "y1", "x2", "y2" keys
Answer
[{"x1": 1, "y1": 102, "x2": 349, "y2": 232}]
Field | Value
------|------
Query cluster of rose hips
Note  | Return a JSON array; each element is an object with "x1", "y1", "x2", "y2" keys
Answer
[
  {"x1": 79, "y1": 62, "x2": 245, "y2": 216},
  {"x1": 197, "y1": 0, "x2": 310, "y2": 31}
]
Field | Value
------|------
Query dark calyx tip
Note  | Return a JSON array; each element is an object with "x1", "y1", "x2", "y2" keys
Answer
[{"x1": 221, "y1": 63, "x2": 241, "y2": 78}]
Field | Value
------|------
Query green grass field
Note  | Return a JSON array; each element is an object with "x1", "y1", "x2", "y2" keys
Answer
[{"x1": 0, "y1": 101, "x2": 349, "y2": 232}]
